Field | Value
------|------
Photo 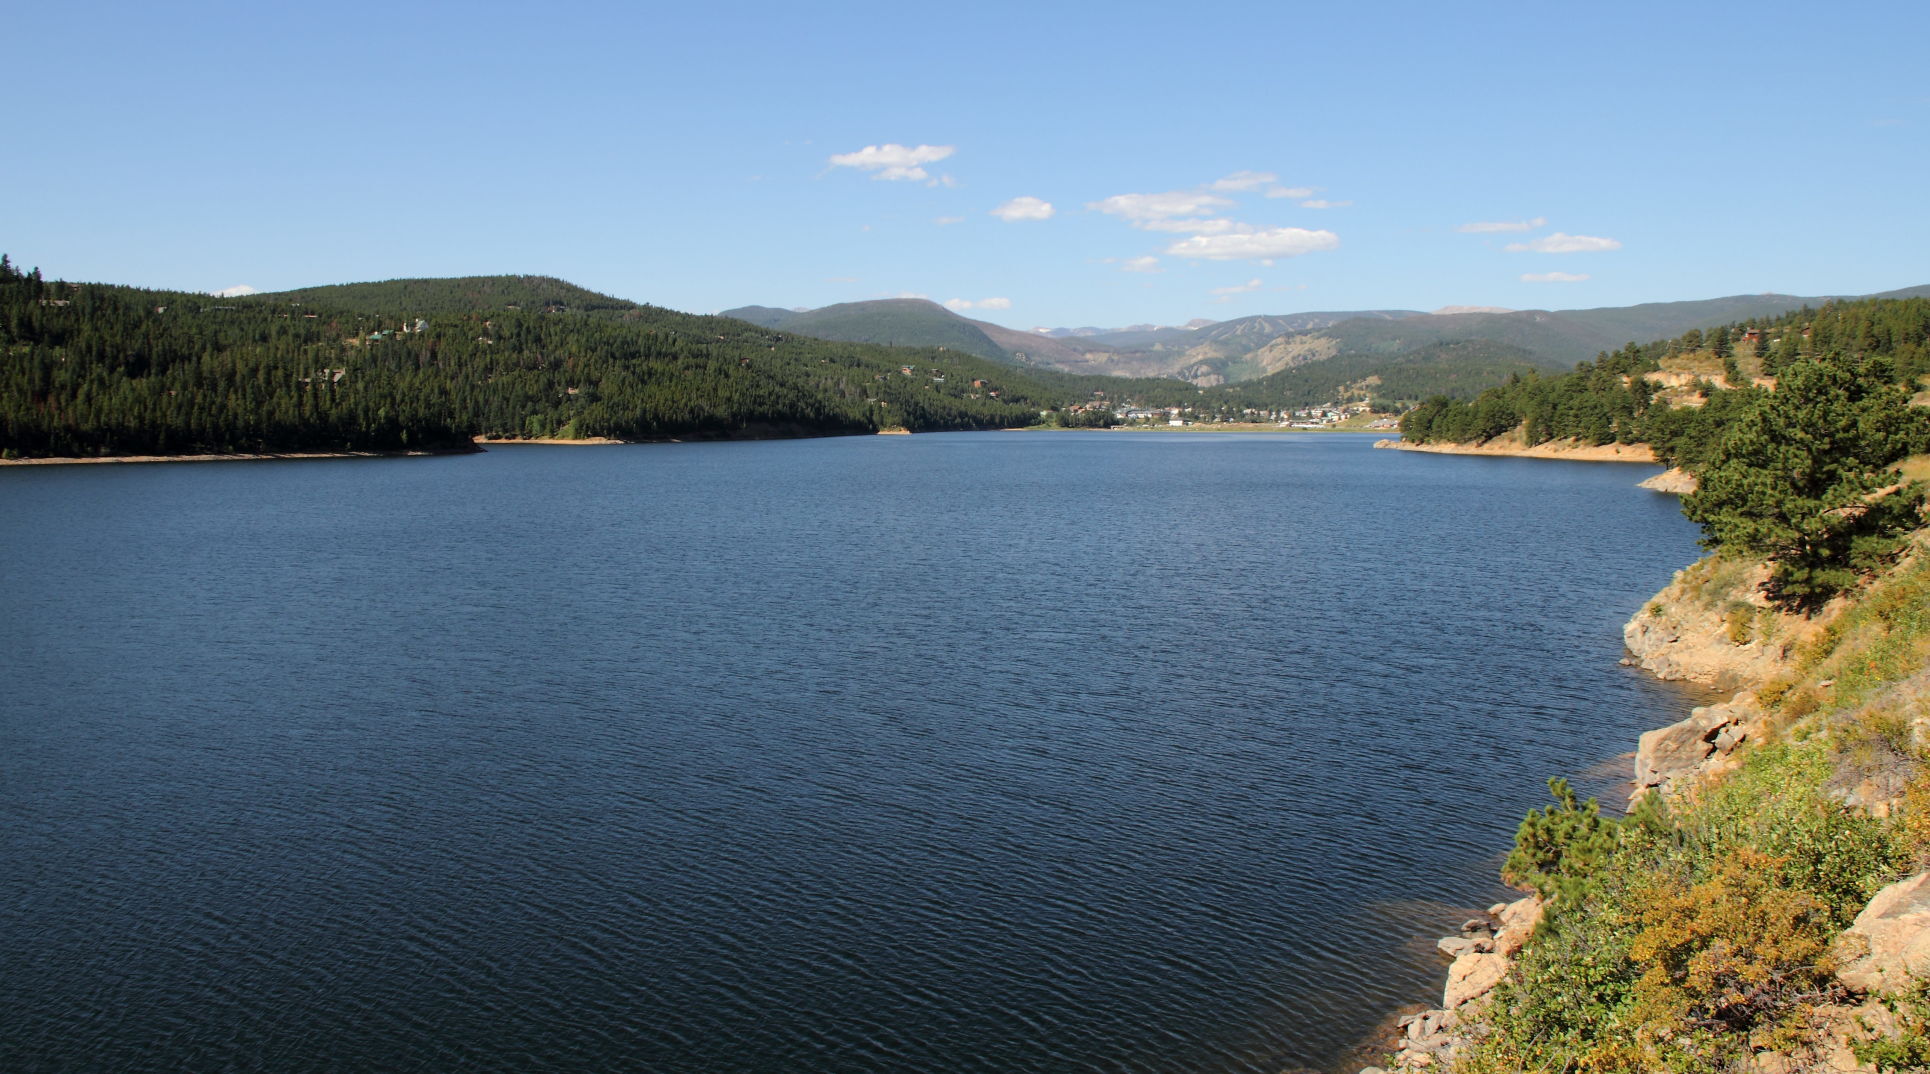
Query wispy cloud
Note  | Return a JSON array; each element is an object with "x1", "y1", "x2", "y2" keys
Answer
[
  {"x1": 990, "y1": 196, "x2": 1054, "y2": 222},
  {"x1": 1119, "y1": 256, "x2": 1161, "y2": 273},
  {"x1": 1505, "y1": 232, "x2": 1622, "y2": 254},
  {"x1": 1135, "y1": 217, "x2": 1242, "y2": 234},
  {"x1": 1265, "y1": 186, "x2": 1315, "y2": 199},
  {"x1": 1210, "y1": 278, "x2": 1264, "y2": 296},
  {"x1": 944, "y1": 297, "x2": 1013, "y2": 311},
  {"x1": 933, "y1": 216, "x2": 965, "y2": 226},
  {"x1": 1458, "y1": 216, "x2": 1547, "y2": 233},
  {"x1": 1300, "y1": 199, "x2": 1351, "y2": 209},
  {"x1": 1087, "y1": 190, "x2": 1236, "y2": 225},
  {"x1": 828, "y1": 143, "x2": 956, "y2": 182},
  {"x1": 1521, "y1": 272, "x2": 1591, "y2": 283},
  {"x1": 1166, "y1": 227, "x2": 1339, "y2": 262},
  {"x1": 1209, "y1": 170, "x2": 1277, "y2": 192}
]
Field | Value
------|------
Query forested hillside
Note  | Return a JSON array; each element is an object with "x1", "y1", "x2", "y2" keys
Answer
[
  {"x1": 1398, "y1": 296, "x2": 1930, "y2": 471},
  {"x1": 721, "y1": 299, "x2": 1015, "y2": 363},
  {"x1": 0, "y1": 262, "x2": 1090, "y2": 459},
  {"x1": 1203, "y1": 339, "x2": 1544, "y2": 413},
  {"x1": 1434, "y1": 295, "x2": 1930, "y2": 1074}
]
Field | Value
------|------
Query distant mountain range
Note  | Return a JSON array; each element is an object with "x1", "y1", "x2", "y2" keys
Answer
[
  {"x1": 1033, "y1": 319, "x2": 1218, "y2": 339},
  {"x1": 724, "y1": 286, "x2": 1930, "y2": 388}
]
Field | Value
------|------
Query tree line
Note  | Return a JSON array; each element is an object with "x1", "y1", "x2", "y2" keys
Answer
[
  {"x1": 0, "y1": 260, "x2": 1097, "y2": 458},
  {"x1": 1397, "y1": 297, "x2": 1930, "y2": 473}
]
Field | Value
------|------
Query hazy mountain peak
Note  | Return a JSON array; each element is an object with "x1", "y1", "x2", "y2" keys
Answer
[{"x1": 1431, "y1": 305, "x2": 1515, "y2": 315}]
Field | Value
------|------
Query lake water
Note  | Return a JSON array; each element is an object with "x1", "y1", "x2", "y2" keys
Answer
[{"x1": 0, "y1": 432, "x2": 1705, "y2": 1073}]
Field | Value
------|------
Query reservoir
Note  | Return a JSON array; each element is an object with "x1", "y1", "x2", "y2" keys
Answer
[{"x1": 0, "y1": 432, "x2": 1704, "y2": 1073}]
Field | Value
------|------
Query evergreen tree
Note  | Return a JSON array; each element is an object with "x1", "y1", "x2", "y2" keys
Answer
[
  {"x1": 1682, "y1": 353, "x2": 1927, "y2": 609},
  {"x1": 1502, "y1": 777, "x2": 1620, "y2": 904}
]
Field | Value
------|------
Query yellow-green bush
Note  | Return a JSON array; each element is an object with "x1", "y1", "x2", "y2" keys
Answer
[{"x1": 1461, "y1": 742, "x2": 1906, "y2": 1073}]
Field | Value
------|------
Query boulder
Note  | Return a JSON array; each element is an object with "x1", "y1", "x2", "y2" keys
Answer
[
  {"x1": 1634, "y1": 705, "x2": 1729, "y2": 793},
  {"x1": 1492, "y1": 895, "x2": 1544, "y2": 958},
  {"x1": 1638, "y1": 467, "x2": 1699, "y2": 495},
  {"x1": 1837, "y1": 872, "x2": 1930, "y2": 995},
  {"x1": 1443, "y1": 951, "x2": 1508, "y2": 1009},
  {"x1": 1632, "y1": 694, "x2": 1763, "y2": 798},
  {"x1": 1436, "y1": 935, "x2": 1492, "y2": 959}
]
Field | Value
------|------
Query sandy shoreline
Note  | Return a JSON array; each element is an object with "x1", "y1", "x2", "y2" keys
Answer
[
  {"x1": 1373, "y1": 436, "x2": 1659, "y2": 463},
  {"x1": 0, "y1": 448, "x2": 473, "y2": 467}
]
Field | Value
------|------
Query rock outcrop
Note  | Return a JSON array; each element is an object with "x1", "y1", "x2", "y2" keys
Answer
[
  {"x1": 1367, "y1": 896, "x2": 1542, "y2": 1073},
  {"x1": 1836, "y1": 872, "x2": 1930, "y2": 995},
  {"x1": 1622, "y1": 559, "x2": 1807, "y2": 690},
  {"x1": 1638, "y1": 467, "x2": 1698, "y2": 495},
  {"x1": 1632, "y1": 692, "x2": 1767, "y2": 802}
]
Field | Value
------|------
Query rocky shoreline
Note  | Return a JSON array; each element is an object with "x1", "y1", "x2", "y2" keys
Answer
[
  {"x1": 1343, "y1": 555, "x2": 1752, "y2": 1073},
  {"x1": 1351, "y1": 546, "x2": 1930, "y2": 1074},
  {"x1": 1356, "y1": 896, "x2": 1545, "y2": 1073}
]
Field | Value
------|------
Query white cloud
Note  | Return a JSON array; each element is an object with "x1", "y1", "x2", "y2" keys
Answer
[
  {"x1": 1458, "y1": 216, "x2": 1547, "y2": 233},
  {"x1": 896, "y1": 291, "x2": 930, "y2": 300},
  {"x1": 933, "y1": 216, "x2": 965, "y2": 226},
  {"x1": 1136, "y1": 216, "x2": 1244, "y2": 234},
  {"x1": 1265, "y1": 186, "x2": 1315, "y2": 199},
  {"x1": 1165, "y1": 227, "x2": 1340, "y2": 261},
  {"x1": 1300, "y1": 199, "x2": 1352, "y2": 209},
  {"x1": 990, "y1": 196, "x2": 1054, "y2": 222},
  {"x1": 828, "y1": 143, "x2": 956, "y2": 182},
  {"x1": 1521, "y1": 271, "x2": 1592, "y2": 283},
  {"x1": 1120, "y1": 256, "x2": 1161, "y2": 273},
  {"x1": 1088, "y1": 190, "x2": 1236, "y2": 225},
  {"x1": 210, "y1": 284, "x2": 258, "y2": 297},
  {"x1": 1210, "y1": 278, "x2": 1264, "y2": 296},
  {"x1": 1505, "y1": 232, "x2": 1623, "y2": 254},
  {"x1": 944, "y1": 297, "x2": 1012, "y2": 311},
  {"x1": 1210, "y1": 170, "x2": 1277, "y2": 192}
]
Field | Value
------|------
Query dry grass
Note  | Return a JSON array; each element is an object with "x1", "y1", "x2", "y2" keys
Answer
[{"x1": 1896, "y1": 454, "x2": 1930, "y2": 484}]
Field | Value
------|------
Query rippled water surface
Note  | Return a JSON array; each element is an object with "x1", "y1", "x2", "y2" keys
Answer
[{"x1": 1, "y1": 433, "x2": 1705, "y2": 1073}]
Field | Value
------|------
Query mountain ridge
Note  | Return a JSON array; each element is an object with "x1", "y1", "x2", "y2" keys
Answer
[{"x1": 724, "y1": 288, "x2": 1930, "y2": 388}]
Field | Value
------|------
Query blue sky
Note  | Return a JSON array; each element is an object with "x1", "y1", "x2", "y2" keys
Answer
[{"x1": 7, "y1": 0, "x2": 1927, "y2": 330}]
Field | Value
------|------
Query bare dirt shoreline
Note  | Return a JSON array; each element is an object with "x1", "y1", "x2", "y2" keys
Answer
[
  {"x1": 471, "y1": 436, "x2": 629, "y2": 445},
  {"x1": 1373, "y1": 436, "x2": 1659, "y2": 463},
  {"x1": 0, "y1": 448, "x2": 475, "y2": 467}
]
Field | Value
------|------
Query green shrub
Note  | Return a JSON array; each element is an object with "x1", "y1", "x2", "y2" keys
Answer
[{"x1": 1502, "y1": 777, "x2": 1620, "y2": 903}]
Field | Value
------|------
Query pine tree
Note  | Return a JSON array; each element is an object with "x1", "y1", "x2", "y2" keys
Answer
[
  {"x1": 1502, "y1": 777, "x2": 1620, "y2": 904},
  {"x1": 1683, "y1": 353, "x2": 1927, "y2": 609}
]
